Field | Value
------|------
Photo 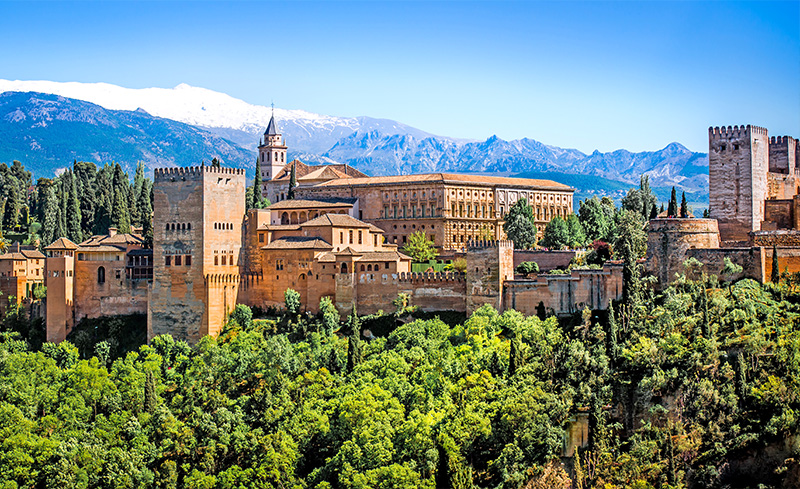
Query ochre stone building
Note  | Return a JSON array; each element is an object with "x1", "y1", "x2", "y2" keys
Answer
[
  {"x1": 648, "y1": 125, "x2": 800, "y2": 288},
  {"x1": 0, "y1": 243, "x2": 45, "y2": 316},
  {"x1": 259, "y1": 116, "x2": 575, "y2": 251}
]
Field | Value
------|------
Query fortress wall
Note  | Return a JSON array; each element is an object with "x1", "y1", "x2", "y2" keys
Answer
[
  {"x1": 686, "y1": 247, "x2": 765, "y2": 283},
  {"x1": 74, "y1": 261, "x2": 147, "y2": 321},
  {"x1": 466, "y1": 240, "x2": 514, "y2": 314},
  {"x1": 752, "y1": 230, "x2": 800, "y2": 247},
  {"x1": 764, "y1": 247, "x2": 800, "y2": 280},
  {"x1": 646, "y1": 218, "x2": 720, "y2": 287},
  {"x1": 502, "y1": 263, "x2": 623, "y2": 317},
  {"x1": 769, "y1": 135, "x2": 796, "y2": 175},
  {"x1": 337, "y1": 272, "x2": 467, "y2": 316},
  {"x1": 763, "y1": 199, "x2": 794, "y2": 230},
  {"x1": 513, "y1": 250, "x2": 576, "y2": 272}
]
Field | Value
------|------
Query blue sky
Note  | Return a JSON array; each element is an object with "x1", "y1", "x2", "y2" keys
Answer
[{"x1": 1, "y1": 1, "x2": 798, "y2": 153}]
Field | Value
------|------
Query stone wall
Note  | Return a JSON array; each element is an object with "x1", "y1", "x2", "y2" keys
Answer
[
  {"x1": 466, "y1": 241, "x2": 514, "y2": 315},
  {"x1": 646, "y1": 218, "x2": 720, "y2": 288},
  {"x1": 763, "y1": 200, "x2": 794, "y2": 230},
  {"x1": 768, "y1": 135, "x2": 796, "y2": 175},
  {"x1": 45, "y1": 254, "x2": 74, "y2": 343},
  {"x1": 502, "y1": 262, "x2": 623, "y2": 317},
  {"x1": 74, "y1": 260, "x2": 148, "y2": 321},
  {"x1": 686, "y1": 247, "x2": 765, "y2": 283},
  {"x1": 764, "y1": 246, "x2": 800, "y2": 280},
  {"x1": 513, "y1": 250, "x2": 576, "y2": 273},
  {"x1": 709, "y1": 125, "x2": 770, "y2": 242},
  {"x1": 752, "y1": 230, "x2": 800, "y2": 247}
]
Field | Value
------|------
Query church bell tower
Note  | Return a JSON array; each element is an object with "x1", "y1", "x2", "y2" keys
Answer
[{"x1": 258, "y1": 113, "x2": 288, "y2": 200}]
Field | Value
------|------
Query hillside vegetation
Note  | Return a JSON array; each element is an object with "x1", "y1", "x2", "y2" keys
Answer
[{"x1": 0, "y1": 271, "x2": 798, "y2": 488}]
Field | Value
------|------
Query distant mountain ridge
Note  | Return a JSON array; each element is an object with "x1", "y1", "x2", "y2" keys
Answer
[{"x1": 0, "y1": 79, "x2": 709, "y2": 200}]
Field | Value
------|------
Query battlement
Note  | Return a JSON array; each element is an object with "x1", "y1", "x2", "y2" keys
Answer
[
  {"x1": 397, "y1": 271, "x2": 465, "y2": 283},
  {"x1": 466, "y1": 239, "x2": 514, "y2": 250},
  {"x1": 770, "y1": 135, "x2": 796, "y2": 145},
  {"x1": 709, "y1": 125, "x2": 768, "y2": 140},
  {"x1": 154, "y1": 165, "x2": 247, "y2": 181}
]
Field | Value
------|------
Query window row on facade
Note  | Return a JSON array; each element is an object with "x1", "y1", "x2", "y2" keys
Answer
[{"x1": 166, "y1": 222, "x2": 192, "y2": 232}]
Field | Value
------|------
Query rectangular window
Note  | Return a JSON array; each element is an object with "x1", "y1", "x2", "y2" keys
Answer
[
  {"x1": 340, "y1": 232, "x2": 344, "y2": 243},
  {"x1": 358, "y1": 230, "x2": 362, "y2": 244},
  {"x1": 259, "y1": 233, "x2": 264, "y2": 243},
  {"x1": 175, "y1": 255, "x2": 182, "y2": 266},
  {"x1": 185, "y1": 255, "x2": 192, "y2": 266},
  {"x1": 165, "y1": 256, "x2": 171, "y2": 266},
  {"x1": 115, "y1": 269, "x2": 121, "y2": 280},
  {"x1": 222, "y1": 255, "x2": 227, "y2": 266},
  {"x1": 349, "y1": 230, "x2": 353, "y2": 244},
  {"x1": 385, "y1": 262, "x2": 390, "y2": 269},
  {"x1": 214, "y1": 255, "x2": 219, "y2": 265}
]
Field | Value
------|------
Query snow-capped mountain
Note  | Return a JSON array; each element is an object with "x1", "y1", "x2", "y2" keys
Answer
[{"x1": 0, "y1": 79, "x2": 710, "y2": 202}]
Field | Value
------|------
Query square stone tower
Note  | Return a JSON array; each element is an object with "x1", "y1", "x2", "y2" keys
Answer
[
  {"x1": 465, "y1": 240, "x2": 514, "y2": 314},
  {"x1": 149, "y1": 165, "x2": 246, "y2": 344},
  {"x1": 709, "y1": 125, "x2": 770, "y2": 242}
]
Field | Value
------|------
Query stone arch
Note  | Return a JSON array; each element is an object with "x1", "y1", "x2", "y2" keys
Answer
[
  {"x1": 290, "y1": 212, "x2": 298, "y2": 224},
  {"x1": 97, "y1": 266, "x2": 105, "y2": 284},
  {"x1": 341, "y1": 262, "x2": 348, "y2": 273},
  {"x1": 281, "y1": 212, "x2": 289, "y2": 225}
]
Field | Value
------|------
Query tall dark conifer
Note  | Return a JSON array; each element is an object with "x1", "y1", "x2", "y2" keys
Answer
[
  {"x1": 41, "y1": 185, "x2": 59, "y2": 247},
  {"x1": 667, "y1": 187, "x2": 678, "y2": 217},
  {"x1": 772, "y1": 245, "x2": 780, "y2": 283},
  {"x1": 251, "y1": 158, "x2": 262, "y2": 209},
  {"x1": 66, "y1": 171, "x2": 83, "y2": 242},
  {"x1": 288, "y1": 162, "x2": 297, "y2": 200},
  {"x1": 680, "y1": 191, "x2": 688, "y2": 218}
]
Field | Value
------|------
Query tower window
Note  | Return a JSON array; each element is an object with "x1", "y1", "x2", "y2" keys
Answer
[
  {"x1": 165, "y1": 256, "x2": 171, "y2": 267},
  {"x1": 97, "y1": 266, "x2": 105, "y2": 283}
]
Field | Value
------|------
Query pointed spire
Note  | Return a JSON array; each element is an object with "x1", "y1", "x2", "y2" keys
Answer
[{"x1": 265, "y1": 114, "x2": 278, "y2": 136}]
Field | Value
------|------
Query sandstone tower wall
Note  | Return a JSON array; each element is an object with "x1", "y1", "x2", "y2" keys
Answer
[
  {"x1": 149, "y1": 166, "x2": 246, "y2": 344},
  {"x1": 465, "y1": 240, "x2": 514, "y2": 315},
  {"x1": 45, "y1": 253, "x2": 74, "y2": 343},
  {"x1": 646, "y1": 218, "x2": 721, "y2": 287},
  {"x1": 709, "y1": 125, "x2": 770, "y2": 242}
]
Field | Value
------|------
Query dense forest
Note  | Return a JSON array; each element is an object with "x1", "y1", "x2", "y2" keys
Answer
[
  {"x1": 0, "y1": 161, "x2": 797, "y2": 487},
  {"x1": 0, "y1": 159, "x2": 154, "y2": 250},
  {"x1": 0, "y1": 269, "x2": 798, "y2": 488}
]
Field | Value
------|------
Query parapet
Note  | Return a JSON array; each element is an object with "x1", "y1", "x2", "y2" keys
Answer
[
  {"x1": 466, "y1": 239, "x2": 514, "y2": 250},
  {"x1": 397, "y1": 271, "x2": 465, "y2": 283},
  {"x1": 770, "y1": 135, "x2": 796, "y2": 146},
  {"x1": 709, "y1": 125, "x2": 768, "y2": 140},
  {"x1": 154, "y1": 165, "x2": 247, "y2": 182}
]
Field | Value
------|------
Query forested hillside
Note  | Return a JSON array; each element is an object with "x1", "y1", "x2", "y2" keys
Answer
[{"x1": 0, "y1": 272, "x2": 798, "y2": 488}]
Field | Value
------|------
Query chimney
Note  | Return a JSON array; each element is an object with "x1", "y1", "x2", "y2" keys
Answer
[{"x1": 108, "y1": 227, "x2": 118, "y2": 237}]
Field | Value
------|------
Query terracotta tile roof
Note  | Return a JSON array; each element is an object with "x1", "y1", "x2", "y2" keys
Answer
[
  {"x1": 80, "y1": 233, "x2": 145, "y2": 247},
  {"x1": 267, "y1": 197, "x2": 357, "y2": 211},
  {"x1": 316, "y1": 252, "x2": 337, "y2": 262},
  {"x1": 262, "y1": 224, "x2": 302, "y2": 231},
  {"x1": 262, "y1": 237, "x2": 332, "y2": 250},
  {"x1": 272, "y1": 160, "x2": 367, "y2": 181},
  {"x1": 44, "y1": 237, "x2": 79, "y2": 250},
  {"x1": 300, "y1": 213, "x2": 374, "y2": 229},
  {"x1": 356, "y1": 251, "x2": 412, "y2": 261},
  {"x1": 0, "y1": 252, "x2": 27, "y2": 260},
  {"x1": 335, "y1": 246, "x2": 362, "y2": 256},
  {"x1": 311, "y1": 173, "x2": 573, "y2": 190},
  {"x1": 20, "y1": 249, "x2": 45, "y2": 259},
  {"x1": 77, "y1": 245, "x2": 128, "y2": 253}
]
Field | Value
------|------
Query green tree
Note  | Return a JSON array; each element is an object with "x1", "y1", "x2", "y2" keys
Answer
[
  {"x1": 287, "y1": 162, "x2": 297, "y2": 200},
  {"x1": 251, "y1": 158, "x2": 262, "y2": 210},
  {"x1": 639, "y1": 174, "x2": 658, "y2": 220},
  {"x1": 771, "y1": 245, "x2": 780, "y2": 283},
  {"x1": 667, "y1": 186, "x2": 678, "y2": 217},
  {"x1": 680, "y1": 191, "x2": 688, "y2": 218},
  {"x1": 230, "y1": 304, "x2": 253, "y2": 330},
  {"x1": 284, "y1": 288, "x2": 301, "y2": 318},
  {"x1": 578, "y1": 196, "x2": 616, "y2": 242},
  {"x1": 621, "y1": 188, "x2": 643, "y2": 217},
  {"x1": 566, "y1": 213, "x2": 587, "y2": 248},
  {"x1": 2, "y1": 184, "x2": 19, "y2": 231},
  {"x1": 402, "y1": 231, "x2": 438, "y2": 262},
  {"x1": 613, "y1": 209, "x2": 647, "y2": 305},
  {"x1": 515, "y1": 261, "x2": 539, "y2": 278},
  {"x1": 503, "y1": 198, "x2": 537, "y2": 249},
  {"x1": 211, "y1": 157, "x2": 221, "y2": 168},
  {"x1": 539, "y1": 216, "x2": 570, "y2": 249},
  {"x1": 319, "y1": 297, "x2": 340, "y2": 335},
  {"x1": 66, "y1": 171, "x2": 83, "y2": 242}
]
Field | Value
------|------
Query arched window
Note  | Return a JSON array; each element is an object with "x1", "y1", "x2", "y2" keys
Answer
[
  {"x1": 341, "y1": 262, "x2": 348, "y2": 273},
  {"x1": 281, "y1": 212, "x2": 289, "y2": 225},
  {"x1": 367, "y1": 264, "x2": 373, "y2": 271},
  {"x1": 360, "y1": 264, "x2": 365, "y2": 271},
  {"x1": 97, "y1": 266, "x2": 105, "y2": 284},
  {"x1": 299, "y1": 274, "x2": 306, "y2": 281}
]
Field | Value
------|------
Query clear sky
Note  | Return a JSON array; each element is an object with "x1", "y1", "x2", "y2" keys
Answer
[{"x1": 1, "y1": 1, "x2": 798, "y2": 153}]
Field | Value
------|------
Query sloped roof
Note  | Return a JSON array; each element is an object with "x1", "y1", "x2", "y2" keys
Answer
[
  {"x1": 265, "y1": 115, "x2": 279, "y2": 136},
  {"x1": 262, "y1": 236, "x2": 332, "y2": 250},
  {"x1": 44, "y1": 237, "x2": 79, "y2": 251},
  {"x1": 272, "y1": 161, "x2": 367, "y2": 182},
  {"x1": 20, "y1": 249, "x2": 45, "y2": 259},
  {"x1": 312, "y1": 173, "x2": 572, "y2": 190},
  {"x1": 0, "y1": 252, "x2": 27, "y2": 260},
  {"x1": 77, "y1": 233, "x2": 146, "y2": 252},
  {"x1": 335, "y1": 246, "x2": 362, "y2": 256},
  {"x1": 267, "y1": 198, "x2": 356, "y2": 211},
  {"x1": 300, "y1": 213, "x2": 377, "y2": 229},
  {"x1": 356, "y1": 250, "x2": 412, "y2": 261},
  {"x1": 262, "y1": 224, "x2": 302, "y2": 231}
]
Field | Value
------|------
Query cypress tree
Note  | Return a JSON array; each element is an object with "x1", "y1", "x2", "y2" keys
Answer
[
  {"x1": 346, "y1": 305, "x2": 361, "y2": 373},
  {"x1": 138, "y1": 180, "x2": 153, "y2": 246},
  {"x1": 328, "y1": 346, "x2": 341, "y2": 374},
  {"x1": 112, "y1": 188, "x2": 132, "y2": 234},
  {"x1": 2, "y1": 185, "x2": 19, "y2": 231},
  {"x1": 288, "y1": 162, "x2": 297, "y2": 199},
  {"x1": 144, "y1": 369, "x2": 157, "y2": 413},
  {"x1": 252, "y1": 158, "x2": 262, "y2": 209},
  {"x1": 66, "y1": 171, "x2": 83, "y2": 242},
  {"x1": 771, "y1": 245, "x2": 780, "y2": 283},
  {"x1": 54, "y1": 179, "x2": 67, "y2": 242},
  {"x1": 508, "y1": 337, "x2": 521, "y2": 376},
  {"x1": 667, "y1": 187, "x2": 678, "y2": 217},
  {"x1": 680, "y1": 191, "x2": 688, "y2": 218},
  {"x1": 607, "y1": 304, "x2": 619, "y2": 363},
  {"x1": 435, "y1": 442, "x2": 452, "y2": 489},
  {"x1": 41, "y1": 186, "x2": 59, "y2": 247},
  {"x1": 131, "y1": 162, "x2": 146, "y2": 226}
]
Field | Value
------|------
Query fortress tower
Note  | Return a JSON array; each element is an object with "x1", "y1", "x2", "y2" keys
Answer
[
  {"x1": 709, "y1": 125, "x2": 770, "y2": 242},
  {"x1": 44, "y1": 238, "x2": 78, "y2": 343},
  {"x1": 149, "y1": 165, "x2": 246, "y2": 344},
  {"x1": 257, "y1": 115, "x2": 288, "y2": 200},
  {"x1": 465, "y1": 240, "x2": 514, "y2": 314}
]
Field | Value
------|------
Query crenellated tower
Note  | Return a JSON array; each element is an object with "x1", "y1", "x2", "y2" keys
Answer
[
  {"x1": 257, "y1": 114, "x2": 288, "y2": 199},
  {"x1": 149, "y1": 165, "x2": 246, "y2": 344},
  {"x1": 708, "y1": 125, "x2": 770, "y2": 242}
]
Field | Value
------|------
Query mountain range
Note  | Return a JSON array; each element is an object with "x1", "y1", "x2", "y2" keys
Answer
[{"x1": 0, "y1": 79, "x2": 710, "y2": 204}]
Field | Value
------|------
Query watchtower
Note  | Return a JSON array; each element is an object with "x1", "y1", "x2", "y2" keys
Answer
[
  {"x1": 465, "y1": 240, "x2": 514, "y2": 314},
  {"x1": 44, "y1": 237, "x2": 78, "y2": 343},
  {"x1": 257, "y1": 115, "x2": 288, "y2": 198},
  {"x1": 149, "y1": 165, "x2": 246, "y2": 344},
  {"x1": 708, "y1": 125, "x2": 770, "y2": 242}
]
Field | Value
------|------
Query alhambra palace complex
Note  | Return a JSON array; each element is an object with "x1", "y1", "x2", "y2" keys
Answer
[{"x1": 1, "y1": 118, "x2": 796, "y2": 345}]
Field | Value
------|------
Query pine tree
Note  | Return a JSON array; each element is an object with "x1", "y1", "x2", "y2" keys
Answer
[
  {"x1": 680, "y1": 191, "x2": 688, "y2": 218},
  {"x1": 772, "y1": 245, "x2": 780, "y2": 283},
  {"x1": 288, "y1": 162, "x2": 297, "y2": 200},
  {"x1": 66, "y1": 171, "x2": 83, "y2": 242},
  {"x1": 667, "y1": 187, "x2": 678, "y2": 217},
  {"x1": 251, "y1": 158, "x2": 262, "y2": 209}
]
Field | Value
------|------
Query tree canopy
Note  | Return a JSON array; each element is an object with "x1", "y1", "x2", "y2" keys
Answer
[{"x1": 503, "y1": 197, "x2": 537, "y2": 249}]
